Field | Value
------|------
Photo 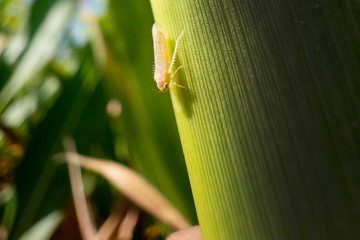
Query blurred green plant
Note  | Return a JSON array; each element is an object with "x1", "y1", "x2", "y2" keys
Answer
[
  {"x1": 3, "y1": 0, "x2": 359, "y2": 239},
  {"x1": 0, "y1": 0, "x2": 196, "y2": 239}
]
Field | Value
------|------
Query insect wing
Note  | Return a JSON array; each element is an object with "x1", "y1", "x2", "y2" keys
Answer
[{"x1": 152, "y1": 24, "x2": 170, "y2": 83}]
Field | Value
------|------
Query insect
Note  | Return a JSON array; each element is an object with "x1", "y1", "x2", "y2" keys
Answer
[{"x1": 152, "y1": 23, "x2": 184, "y2": 92}]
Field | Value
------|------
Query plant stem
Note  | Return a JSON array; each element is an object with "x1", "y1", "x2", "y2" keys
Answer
[{"x1": 150, "y1": 0, "x2": 360, "y2": 239}]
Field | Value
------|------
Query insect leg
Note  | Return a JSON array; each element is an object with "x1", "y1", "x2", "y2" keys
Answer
[
  {"x1": 168, "y1": 30, "x2": 184, "y2": 73},
  {"x1": 170, "y1": 66, "x2": 187, "y2": 90},
  {"x1": 171, "y1": 81, "x2": 187, "y2": 89},
  {"x1": 170, "y1": 65, "x2": 183, "y2": 79}
]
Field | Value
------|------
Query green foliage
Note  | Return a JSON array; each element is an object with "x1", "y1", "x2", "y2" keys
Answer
[
  {"x1": 11, "y1": 49, "x2": 99, "y2": 239},
  {"x1": 3, "y1": 0, "x2": 359, "y2": 239},
  {"x1": 0, "y1": 0, "x2": 196, "y2": 239},
  {"x1": 102, "y1": 0, "x2": 196, "y2": 222},
  {"x1": 150, "y1": 0, "x2": 360, "y2": 239}
]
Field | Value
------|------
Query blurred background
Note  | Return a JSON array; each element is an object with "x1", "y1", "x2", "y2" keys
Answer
[{"x1": 0, "y1": 0, "x2": 196, "y2": 239}]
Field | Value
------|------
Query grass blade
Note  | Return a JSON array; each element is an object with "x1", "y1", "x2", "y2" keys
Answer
[
  {"x1": 150, "y1": 0, "x2": 360, "y2": 239},
  {"x1": 64, "y1": 152, "x2": 191, "y2": 230}
]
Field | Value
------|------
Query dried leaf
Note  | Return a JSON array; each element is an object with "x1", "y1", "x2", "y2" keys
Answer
[{"x1": 64, "y1": 152, "x2": 190, "y2": 230}]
